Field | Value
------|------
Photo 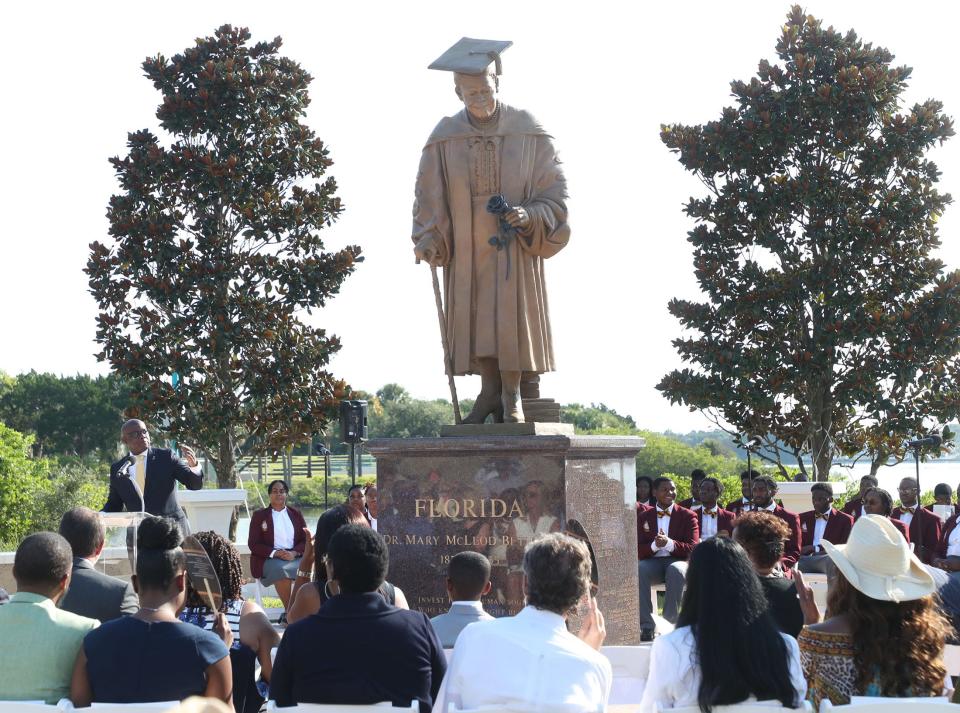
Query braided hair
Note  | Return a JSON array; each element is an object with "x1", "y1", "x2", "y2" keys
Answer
[{"x1": 184, "y1": 529, "x2": 244, "y2": 611}]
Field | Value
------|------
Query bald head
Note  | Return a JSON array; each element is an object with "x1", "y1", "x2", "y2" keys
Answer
[{"x1": 121, "y1": 419, "x2": 150, "y2": 455}]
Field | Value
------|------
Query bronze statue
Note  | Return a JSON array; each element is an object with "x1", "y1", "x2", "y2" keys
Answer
[{"x1": 413, "y1": 38, "x2": 570, "y2": 423}]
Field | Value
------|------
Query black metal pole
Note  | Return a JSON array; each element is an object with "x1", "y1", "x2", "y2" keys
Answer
[
  {"x1": 324, "y1": 447, "x2": 330, "y2": 509},
  {"x1": 914, "y1": 445, "x2": 923, "y2": 560},
  {"x1": 350, "y1": 443, "x2": 356, "y2": 487}
]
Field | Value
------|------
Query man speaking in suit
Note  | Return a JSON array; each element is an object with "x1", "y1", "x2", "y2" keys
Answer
[{"x1": 102, "y1": 419, "x2": 203, "y2": 534}]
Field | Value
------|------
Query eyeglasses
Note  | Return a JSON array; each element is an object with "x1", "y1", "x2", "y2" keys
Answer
[
  {"x1": 898, "y1": 487, "x2": 918, "y2": 493},
  {"x1": 124, "y1": 428, "x2": 148, "y2": 437}
]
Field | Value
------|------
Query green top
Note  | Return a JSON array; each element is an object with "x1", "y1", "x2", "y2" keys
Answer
[{"x1": 0, "y1": 591, "x2": 99, "y2": 703}]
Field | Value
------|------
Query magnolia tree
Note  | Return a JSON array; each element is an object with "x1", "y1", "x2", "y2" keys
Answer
[
  {"x1": 87, "y1": 26, "x2": 360, "y2": 527},
  {"x1": 658, "y1": 7, "x2": 960, "y2": 480}
]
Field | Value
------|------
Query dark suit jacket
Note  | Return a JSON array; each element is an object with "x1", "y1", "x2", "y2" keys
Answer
[
  {"x1": 103, "y1": 448, "x2": 203, "y2": 531},
  {"x1": 696, "y1": 506, "x2": 736, "y2": 538},
  {"x1": 892, "y1": 506, "x2": 941, "y2": 563},
  {"x1": 936, "y1": 513, "x2": 960, "y2": 559},
  {"x1": 637, "y1": 504, "x2": 699, "y2": 560},
  {"x1": 842, "y1": 498, "x2": 862, "y2": 517},
  {"x1": 247, "y1": 506, "x2": 308, "y2": 579},
  {"x1": 60, "y1": 557, "x2": 138, "y2": 622},
  {"x1": 799, "y1": 508, "x2": 854, "y2": 551},
  {"x1": 270, "y1": 592, "x2": 446, "y2": 713}
]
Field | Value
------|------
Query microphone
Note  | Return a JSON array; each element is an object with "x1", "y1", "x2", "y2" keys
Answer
[{"x1": 906, "y1": 435, "x2": 942, "y2": 449}]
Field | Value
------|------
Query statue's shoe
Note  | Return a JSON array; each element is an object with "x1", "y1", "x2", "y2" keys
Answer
[
  {"x1": 462, "y1": 392, "x2": 501, "y2": 424},
  {"x1": 502, "y1": 390, "x2": 525, "y2": 423}
]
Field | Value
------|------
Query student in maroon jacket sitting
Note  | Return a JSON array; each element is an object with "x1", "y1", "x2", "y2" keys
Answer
[
  {"x1": 695, "y1": 478, "x2": 735, "y2": 540},
  {"x1": 798, "y1": 483, "x2": 854, "y2": 574},
  {"x1": 841, "y1": 475, "x2": 878, "y2": 519},
  {"x1": 860, "y1": 487, "x2": 910, "y2": 543},
  {"x1": 678, "y1": 469, "x2": 706, "y2": 510},
  {"x1": 637, "y1": 477, "x2": 699, "y2": 641},
  {"x1": 892, "y1": 477, "x2": 942, "y2": 565},
  {"x1": 749, "y1": 476, "x2": 802, "y2": 569},
  {"x1": 248, "y1": 480, "x2": 308, "y2": 615},
  {"x1": 926, "y1": 483, "x2": 960, "y2": 518},
  {"x1": 726, "y1": 471, "x2": 757, "y2": 516}
]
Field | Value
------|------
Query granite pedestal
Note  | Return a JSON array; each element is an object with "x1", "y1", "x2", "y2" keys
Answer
[{"x1": 366, "y1": 433, "x2": 644, "y2": 644}]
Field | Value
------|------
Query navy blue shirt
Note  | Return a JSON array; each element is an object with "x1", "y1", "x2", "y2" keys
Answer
[
  {"x1": 270, "y1": 592, "x2": 447, "y2": 713},
  {"x1": 83, "y1": 617, "x2": 229, "y2": 703}
]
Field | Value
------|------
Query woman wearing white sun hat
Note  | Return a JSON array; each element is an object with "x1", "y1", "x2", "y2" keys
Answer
[{"x1": 797, "y1": 514, "x2": 952, "y2": 709}]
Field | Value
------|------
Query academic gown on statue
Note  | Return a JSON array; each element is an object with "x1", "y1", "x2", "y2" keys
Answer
[{"x1": 412, "y1": 103, "x2": 570, "y2": 375}]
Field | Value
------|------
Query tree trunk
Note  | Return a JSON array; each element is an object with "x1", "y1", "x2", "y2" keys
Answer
[{"x1": 216, "y1": 431, "x2": 239, "y2": 541}]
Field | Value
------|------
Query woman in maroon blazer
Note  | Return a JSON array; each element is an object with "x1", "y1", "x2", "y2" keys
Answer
[{"x1": 248, "y1": 479, "x2": 307, "y2": 614}]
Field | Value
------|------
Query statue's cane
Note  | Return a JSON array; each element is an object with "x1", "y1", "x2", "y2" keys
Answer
[{"x1": 430, "y1": 264, "x2": 462, "y2": 424}]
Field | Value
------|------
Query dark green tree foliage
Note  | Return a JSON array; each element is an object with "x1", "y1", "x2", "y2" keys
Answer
[
  {"x1": 562, "y1": 403, "x2": 637, "y2": 432},
  {"x1": 86, "y1": 26, "x2": 360, "y2": 501},
  {"x1": 658, "y1": 8, "x2": 960, "y2": 480},
  {"x1": 0, "y1": 372, "x2": 128, "y2": 458}
]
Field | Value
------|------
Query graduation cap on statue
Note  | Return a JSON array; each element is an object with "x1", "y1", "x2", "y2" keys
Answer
[{"x1": 429, "y1": 37, "x2": 513, "y2": 75}]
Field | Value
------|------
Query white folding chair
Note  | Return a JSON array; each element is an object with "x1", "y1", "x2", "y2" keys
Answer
[
  {"x1": 267, "y1": 702, "x2": 418, "y2": 712},
  {"x1": 658, "y1": 702, "x2": 814, "y2": 712},
  {"x1": 944, "y1": 645, "x2": 960, "y2": 678},
  {"x1": 0, "y1": 703, "x2": 62, "y2": 713},
  {"x1": 820, "y1": 698, "x2": 957, "y2": 711},
  {"x1": 89, "y1": 703, "x2": 179, "y2": 712},
  {"x1": 601, "y1": 644, "x2": 652, "y2": 704}
]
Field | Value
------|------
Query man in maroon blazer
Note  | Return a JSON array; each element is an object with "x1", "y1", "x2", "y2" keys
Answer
[
  {"x1": 726, "y1": 470, "x2": 757, "y2": 515},
  {"x1": 678, "y1": 469, "x2": 706, "y2": 510},
  {"x1": 637, "y1": 476, "x2": 699, "y2": 640},
  {"x1": 798, "y1": 482, "x2": 854, "y2": 573},
  {"x1": 841, "y1": 475, "x2": 878, "y2": 518},
  {"x1": 893, "y1": 476, "x2": 942, "y2": 565},
  {"x1": 750, "y1": 476, "x2": 802, "y2": 568},
  {"x1": 695, "y1": 477, "x2": 736, "y2": 540}
]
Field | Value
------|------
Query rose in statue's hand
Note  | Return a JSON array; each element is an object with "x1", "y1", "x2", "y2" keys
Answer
[{"x1": 486, "y1": 194, "x2": 510, "y2": 215}]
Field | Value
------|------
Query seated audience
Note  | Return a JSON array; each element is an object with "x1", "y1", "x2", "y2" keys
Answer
[
  {"x1": 637, "y1": 476, "x2": 699, "y2": 640},
  {"x1": 180, "y1": 530, "x2": 280, "y2": 713},
  {"x1": 287, "y1": 504, "x2": 408, "y2": 624},
  {"x1": 750, "y1": 476, "x2": 802, "y2": 568},
  {"x1": 430, "y1": 551, "x2": 494, "y2": 647},
  {"x1": 799, "y1": 515, "x2": 950, "y2": 708},
  {"x1": 0, "y1": 532, "x2": 98, "y2": 702},
  {"x1": 70, "y1": 516, "x2": 231, "y2": 705},
  {"x1": 636, "y1": 475, "x2": 656, "y2": 508},
  {"x1": 436, "y1": 532, "x2": 610, "y2": 713},
  {"x1": 930, "y1": 510, "x2": 960, "y2": 637},
  {"x1": 365, "y1": 484, "x2": 379, "y2": 530},
  {"x1": 892, "y1": 476, "x2": 942, "y2": 564},
  {"x1": 247, "y1": 479, "x2": 307, "y2": 616},
  {"x1": 735, "y1": 512, "x2": 817, "y2": 637},
  {"x1": 842, "y1": 475, "x2": 878, "y2": 518},
  {"x1": 798, "y1": 483, "x2": 854, "y2": 574},
  {"x1": 926, "y1": 483, "x2": 958, "y2": 517},
  {"x1": 726, "y1": 470, "x2": 758, "y2": 515},
  {"x1": 678, "y1": 469, "x2": 706, "y2": 509},
  {"x1": 860, "y1": 487, "x2": 910, "y2": 541},
  {"x1": 695, "y1": 477, "x2": 735, "y2": 540},
  {"x1": 270, "y1": 525, "x2": 446, "y2": 712},
  {"x1": 58, "y1": 506, "x2": 138, "y2": 621},
  {"x1": 347, "y1": 484, "x2": 373, "y2": 525},
  {"x1": 640, "y1": 536, "x2": 806, "y2": 712}
]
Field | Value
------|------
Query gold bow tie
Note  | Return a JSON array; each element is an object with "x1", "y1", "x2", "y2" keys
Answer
[
  {"x1": 657, "y1": 509, "x2": 670, "y2": 518},
  {"x1": 904, "y1": 506, "x2": 916, "y2": 514},
  {"x1": 703, "y1": 509, "x2": 717, "y2": 518},
  {"x1": 815, "y1": 512, "x2": 830, "y2": 521}
]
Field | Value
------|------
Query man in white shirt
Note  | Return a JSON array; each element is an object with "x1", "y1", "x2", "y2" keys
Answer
[
  {"x1": 434, "y1": 533, "x2": 611, "y2": 713},
  {"x1": 430, "y1": 551, "x2": 494, "y2": 647}
]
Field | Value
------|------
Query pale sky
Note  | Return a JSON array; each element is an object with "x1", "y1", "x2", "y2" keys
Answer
[{"x1": 2, "y1": 0, "x2": 958, "y2": 433}]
